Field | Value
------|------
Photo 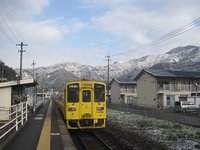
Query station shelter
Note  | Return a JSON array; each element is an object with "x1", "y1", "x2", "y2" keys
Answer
[{"x1": 0, "y1": 79, "x2": 36, "y2": 120}]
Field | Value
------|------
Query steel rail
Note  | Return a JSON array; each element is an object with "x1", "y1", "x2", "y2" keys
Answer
[{"x1": 75, "y1": 131, "x2": 112, "y2": 150}]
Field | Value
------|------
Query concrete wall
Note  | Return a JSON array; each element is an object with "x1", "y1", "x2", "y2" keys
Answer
[
  {"x1": 137, "y1": 72, "x2": 157, "y2": 108},
  {"x1": 0, "y1": 87, "x2": 12, "y2": 108},
  {"x1": 0, "y1": 87, "x2": 12, "y2": 120},
  {"x1": 110, "y1": 80, "x2": 121, "y2": 104}
]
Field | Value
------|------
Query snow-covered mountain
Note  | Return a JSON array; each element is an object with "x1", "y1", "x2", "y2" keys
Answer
[{"x1": 22, "y1": 45, "x2": 200, "y2": 90}]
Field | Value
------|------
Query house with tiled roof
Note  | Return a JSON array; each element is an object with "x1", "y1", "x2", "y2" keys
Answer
[
  {"x1": 110, "y1": 78, "x2": 137, "y2": 105},
  {"x1": 134, "y1": 69, "x2": 200, "y2": 109}
]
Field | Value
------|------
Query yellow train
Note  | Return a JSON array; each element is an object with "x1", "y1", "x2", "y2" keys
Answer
[{"x1": 56, "y1": 80, "x2": 106, "y2": 129}]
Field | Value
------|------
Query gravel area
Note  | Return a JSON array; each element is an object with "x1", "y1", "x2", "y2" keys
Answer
[{"x1": 105, "y1": 109, "x2": 200, "y2": 150}]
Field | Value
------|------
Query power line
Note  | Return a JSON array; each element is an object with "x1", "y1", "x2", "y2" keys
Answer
[
  {"x1": 0, "y1": 11, "x2": 20, "y2": 43},
  {"x1": 0, "y1": 27, "x2": 16, "y2": 47},
  {"x1": 0, "y1": 0, "x2": 24, "y2": 49},
  {"x1": 145, "y1": 18, "x2": 200, "y2": 48},
  {"x1": 0, "y1": 0, "x2": 24, "y2": 42},
  {"x1": 112, "y1": 17, "x2": 200, "y2": 57}
]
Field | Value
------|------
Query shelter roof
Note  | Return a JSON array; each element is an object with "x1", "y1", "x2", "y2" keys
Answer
[{"x1": 0, "y1": 79, "x2": 37, "y2": 88}]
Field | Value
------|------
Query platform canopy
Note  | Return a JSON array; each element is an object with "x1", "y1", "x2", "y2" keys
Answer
[{"x1": 0, "y1": 79, "x2": 37, "y2": 88}]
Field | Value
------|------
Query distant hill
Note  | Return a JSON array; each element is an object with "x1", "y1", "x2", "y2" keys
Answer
[
  {"x1": 22, "y1": 45, "x2": 200, "y2": 90},
  {"x1": 0, "y1": 61, "x2": 17, "y2": 81},
  {"x1": 115, "y1": 45, "x2": 200, "y2": 81}
]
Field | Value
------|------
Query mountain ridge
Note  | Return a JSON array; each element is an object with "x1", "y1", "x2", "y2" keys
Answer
[{"x1": 21, "y1": 45, "x2": 200, "y2": 90}]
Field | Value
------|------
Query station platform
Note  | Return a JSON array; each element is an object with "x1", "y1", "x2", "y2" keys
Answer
[{"x1": 1, "y1": 99, "x2": 76, "y2": 150}]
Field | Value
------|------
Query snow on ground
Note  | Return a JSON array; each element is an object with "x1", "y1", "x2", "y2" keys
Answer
[{"x1": 107, "y1": 109, "x2": 200, "y2": 150}]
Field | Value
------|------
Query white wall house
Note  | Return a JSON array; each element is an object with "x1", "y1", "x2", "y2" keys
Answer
[
  {"x1": 110, "y1": 78, "x2": 137, "y2": 105},
  {"x1": 135, "y1": 69, "x2": 200, "y2": 109}
]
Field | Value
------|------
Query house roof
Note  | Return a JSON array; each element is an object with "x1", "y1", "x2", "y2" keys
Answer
[
  {"x1": 135, "y1": 69, "x2": 200, "y2": 80},
  {"x1": 0, "y1": 79, "x2": 37, "y2": 88},
  {"x1": 110, "y1": 78, "x2": 137, "y2": 85}
]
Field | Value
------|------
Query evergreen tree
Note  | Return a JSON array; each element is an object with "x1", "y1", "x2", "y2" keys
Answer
[{"x1": 0, "y1": 60, "x2": 17, "y2": 81}]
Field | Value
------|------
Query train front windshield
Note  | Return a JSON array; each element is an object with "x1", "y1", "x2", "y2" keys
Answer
[
  {"x1": 68, "y1": 84, "x2": 79, "y2": 102},
  {"x1": 94, "y1": 84, "x2": 105, "y2": 102}
]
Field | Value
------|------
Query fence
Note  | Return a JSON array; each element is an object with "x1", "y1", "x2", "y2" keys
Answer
[{"x1": 0, "y1": 102, "x2": 28, "y2": 140}]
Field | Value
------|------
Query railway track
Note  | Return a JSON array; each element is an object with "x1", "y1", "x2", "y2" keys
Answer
[{"x1": 71, "y1": 130, "x2": 112, "y2": 150}]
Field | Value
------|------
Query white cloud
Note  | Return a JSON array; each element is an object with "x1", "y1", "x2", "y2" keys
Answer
[
  {"x1": 1, "y1": 0, "x2": 69, "y2": 36},
  {"x1": 68, "y1": 18, "x2": 88, "y2": 32},
  {"x1": 1, "y1": 0, "x2": 200, "y2": 68},
  {"x1": 2, "y1": 0, "x2": 49, "y2": 19},
  {"x1": 0, "y1": 0, "x2": 69, "y2": 68},
  {"x1": 82, "y1": 0, "x2": 133, "y2": 9},
  {"x1": 92, "y1": 8, "x2": 152, "y2": 45},
  {"x1": 0, "y1": 0, "x2": 66, "y2": 45},
  {"x1": 18, "y1": 20, "x2": 66, "y2": 44},
  {"x1": 84, "y1": 0, "x2": 200, "y2": 59}
]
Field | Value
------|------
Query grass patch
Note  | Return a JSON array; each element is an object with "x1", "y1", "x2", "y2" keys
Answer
[{"x1": 107, "y1": 109, "x2": 200, "y2": 142}]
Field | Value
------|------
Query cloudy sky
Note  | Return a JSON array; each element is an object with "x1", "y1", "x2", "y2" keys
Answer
[{"x1": 1, "y1": 0, "x2": 200, "y2": 69}]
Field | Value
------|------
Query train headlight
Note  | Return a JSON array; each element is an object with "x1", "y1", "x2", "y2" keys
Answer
[
  {"x1": 68, "y1": 107, "x2": 76, "y2": 111},
  {"x1": 96, "y1": 106, "x2": 104, "y2": 111}
]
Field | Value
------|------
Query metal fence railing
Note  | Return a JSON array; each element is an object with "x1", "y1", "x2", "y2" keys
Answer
[{"x1": 0, "y1": 102, "x2": 28, "y2": 140}]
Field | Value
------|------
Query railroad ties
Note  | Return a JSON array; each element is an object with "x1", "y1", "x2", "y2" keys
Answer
[{"x1": 70, "y1": 130, "x2": 112, "y2": 150}]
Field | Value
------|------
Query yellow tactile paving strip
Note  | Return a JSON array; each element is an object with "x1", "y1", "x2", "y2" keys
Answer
[{"x1": 36, "y1": 101, "x2": 52, "y2": 150}]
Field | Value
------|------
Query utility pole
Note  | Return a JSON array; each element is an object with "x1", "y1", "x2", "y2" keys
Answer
[
  {"x1": 31, "y1": 60, "x2": 36, "y2": 112},
  {"x1": 35, "y1": 73, "x2": 38, "y2": 104},
  {"x1": 105, "y1": 54, "x2": 111, "y2": 103},
  {"x1": 31, "y1": 60, "x2": 36, "y2": 79},
  {"x1": 16, "y1": 42, "x2": 28, "y2": 80}
]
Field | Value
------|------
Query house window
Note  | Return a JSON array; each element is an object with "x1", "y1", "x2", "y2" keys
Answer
[
  {"x1": 157, "y1": 81, "x2": 164, "y2": 90},
  {"x1": 164, "y1": 81, "x2": 170, "y2": 90},
  {"x1": 166, "y1": 95, "x2": 175, "y2": 106},
  {"x1": 179, "y1": 96, "x2": 187, "y2": 101},
  {"x1": 158, "y1": 81, "x2": 170, "y2": 90},
  {"x1": 125, "y1": 85, "x2": 127, "y2": 92},
  {"x1": 127, "y1": 96, "x2": 133, "y2": 104},
  {"x1": 166, "y1": 96, "x2": 170, "y2": 105},
  {"x1": 180, "y1": 81, "x2": 186, "y2": 91}
]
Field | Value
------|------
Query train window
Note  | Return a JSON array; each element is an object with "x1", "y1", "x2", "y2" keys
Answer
[
  {"x1": 68, "y1": 84, "x2": 79, "y2": 102},
  {"x1": 94, "y1": 84, "x2": 105, "y2": 102},
  {"x1": 82, "y1": 90, "x2": 91, "y2": 102}
]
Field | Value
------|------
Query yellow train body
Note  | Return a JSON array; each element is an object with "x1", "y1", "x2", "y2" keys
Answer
[{"x1": 57, "y1": 80, "x2": 106, "y2": 129}]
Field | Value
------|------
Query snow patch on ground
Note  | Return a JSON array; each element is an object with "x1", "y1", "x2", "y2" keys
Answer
[{"x1": 107, "y1": 109, "x2": 200, "y2": 150}]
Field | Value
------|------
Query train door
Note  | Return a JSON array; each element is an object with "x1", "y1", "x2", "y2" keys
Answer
[{"x1": 80, "y1": 89, "x2": 93, "y2": 123}]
